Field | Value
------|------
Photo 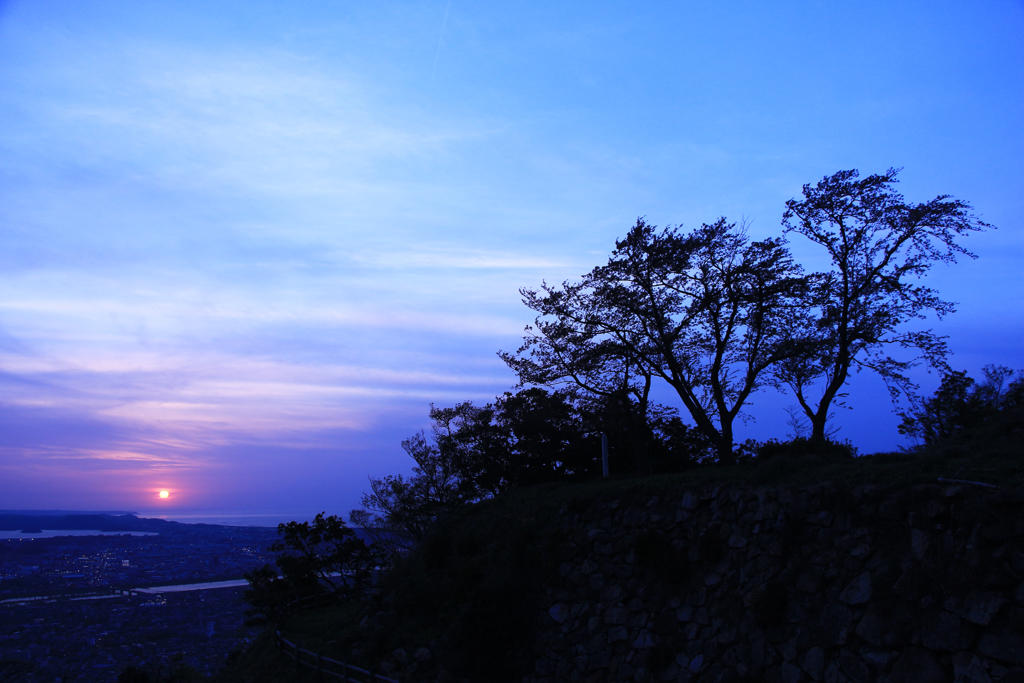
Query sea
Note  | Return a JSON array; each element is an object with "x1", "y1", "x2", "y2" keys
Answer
[
  {"x1": 136, "y1": 510, "x2": 319, "y2": 528},
  {"x1": 2, "y1": 510, "x2": 323, "y2": 535}
]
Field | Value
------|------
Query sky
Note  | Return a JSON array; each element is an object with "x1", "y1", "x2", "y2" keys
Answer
[{"x1": 1, "y1": 0, "x2": 1022, "y2": 523}]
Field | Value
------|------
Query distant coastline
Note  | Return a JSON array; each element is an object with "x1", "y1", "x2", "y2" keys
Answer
[
  {"x1": 0, "y1": 509, "x2": 139, "y2": 516},
  {"x1": 138, "y1": 510, "x2": 318, "y2": 527},
  {"x1": 0, "y1": 529, "x2": 160, "y2": 540},
  {"x1": 1, "y1": 509, "x2": 322, "y2": 530}
]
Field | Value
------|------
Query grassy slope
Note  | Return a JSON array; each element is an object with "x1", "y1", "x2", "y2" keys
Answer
[{"x1": 215, "y1": 431, "x2": 1022, "y2": 683}]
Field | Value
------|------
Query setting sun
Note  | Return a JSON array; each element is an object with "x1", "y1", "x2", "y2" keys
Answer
[{"x1": 159, "y1": 490, "x2": 169, "y2": 499}]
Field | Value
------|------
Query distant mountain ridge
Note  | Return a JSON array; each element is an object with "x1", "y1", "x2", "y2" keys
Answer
[
  {"x1": 0, "y1": 512, "x2": 180, "y2": 532},
  {"x1": 0, "y1": 509, "x2": 139, "y2": 516}
]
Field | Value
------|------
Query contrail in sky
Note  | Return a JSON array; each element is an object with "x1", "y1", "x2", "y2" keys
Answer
[{"x1": 430, "y1": 0, "x2": 452, "y2": 85}]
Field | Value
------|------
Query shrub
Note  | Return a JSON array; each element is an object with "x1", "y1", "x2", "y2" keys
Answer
[
  {"x1": 243, "y1": 513, "x2": 382, "y2": 624},
  {"x1": 756, "y1": 437, "x2": 857, "y2": 461},
  {"x1": 899, "y1": 365, "x2": 1024, "y2": 445}
]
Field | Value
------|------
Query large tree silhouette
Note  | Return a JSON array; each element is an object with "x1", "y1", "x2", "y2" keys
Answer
[
  {"x1": 503, "y1": 218, "x2": 810, "y2": 465},
  {"x1": 779, "y1": 168, "x2": 991, "y2": 442}
]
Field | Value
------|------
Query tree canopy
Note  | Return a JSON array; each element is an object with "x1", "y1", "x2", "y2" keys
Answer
[
  {"x1": 778, "y1": 168, "x2": 991, "y2": 442},
  {"x1": 502, "y1": 218, "x2": 811, "y2": 464}
]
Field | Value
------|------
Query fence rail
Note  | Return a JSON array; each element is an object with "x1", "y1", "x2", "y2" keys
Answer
[{"x1": 275, "y1": 631, "x2": 399, "y2": 683}]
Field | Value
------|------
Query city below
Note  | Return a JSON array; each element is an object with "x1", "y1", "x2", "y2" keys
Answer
[{"x1": 0, "y1": 511, "x2": 284, "y2": 681}]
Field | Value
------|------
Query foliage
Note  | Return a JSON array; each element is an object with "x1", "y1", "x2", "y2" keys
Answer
[
  {"x1": 243, "y1": 513, "x2": 380, "y2": 624},
  {"x1": 779, "y1": 168, "x2": 991, "y2": 442},
  {"x1": 241, "y1": 564, "x2": 293, "y2": 625},
  {"x1": 898, "y1": 365, "x2": 1024, "y2": 444},
  {"x1": 755, "y1": 436, "x2": 858, "y2": 461},
  {"x1": 117, "y1": 655, "x2": 205, "y2": 683},
  {"x1": 366, "y1": 492, "x2": 568, "y2": 683},
  {"x1": 502, "y1": 218, "x2": 811, "y2": 464},
  {"x1": 351, "y1": 428, "x2": 472, "y2": 555},
  {"x1": 352, "y1": 388, "x2": 716, "y2": 555},
  {"x1": 438, "y1": 388, "x2": 599, "y2": 493}
]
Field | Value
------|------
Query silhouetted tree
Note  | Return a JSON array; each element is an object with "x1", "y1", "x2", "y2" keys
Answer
[
  {"x1": 350, "y1": 430, "x2": 471, "y2": 554},
  {"x1": 898, "y1": 365, "x2": 1023, "y2": 444},
  {"x1": 243, "y1": 513, "x2": 379, "y2": 622},
  {"x1": 779, "y1": 168, "x2": 991, "y2": 442},
  {"x1": 352, "y1": 386, "x2": 717, "y2": 555},
  {"x1": 502, "y1": 218, "x2": 811, "y2": 464}
]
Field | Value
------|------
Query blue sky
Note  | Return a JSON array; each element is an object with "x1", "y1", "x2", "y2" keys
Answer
[{"x1": 1, "y1": 1, "x2": 1022, "y2": 520}]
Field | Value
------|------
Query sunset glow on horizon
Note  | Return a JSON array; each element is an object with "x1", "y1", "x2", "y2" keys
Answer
[{"x1": 0, "y1": 1, "x2": 1021, "y2": 518}]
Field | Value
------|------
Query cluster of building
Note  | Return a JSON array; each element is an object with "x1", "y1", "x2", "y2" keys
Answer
[
  {"x1": 1, "y1": 585, "x2": 257, "y2": 681},
  {"x1": 0, "y1": 524, "x2": 279, "y2": 595},
  {"x1": 0, "y1": 522, "x2": 284, "y2": 681}
]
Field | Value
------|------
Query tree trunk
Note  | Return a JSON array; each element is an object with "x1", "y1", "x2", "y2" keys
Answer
[
  {"x1": 717, "y1": 419, "x2": 735, "y2": 466},
  {"x1": 809, "y1": 413, "x2": 829, "y2": 444}
]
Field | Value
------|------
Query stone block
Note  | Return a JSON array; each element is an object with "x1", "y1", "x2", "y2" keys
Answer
[
  {"x1": 823, "y1": 660, "x2": 842, "y2": 683},
  {"x1": 799, "y1": 646, "x2": 824, "y2": 681},
  {"x1": 1004, "y1": 668, "x2": 1024, "y2": 683},
  {"x1": 604, "y1": 606, "x2": 629, "y2": 625},
  {"x1": 947, "y1": 591, "x2": 1006, "y2": 626},
  {"x1": 607, "y1": 626, "x2": 629, "y2": 644},
  {"x1": 601, "y1": 585, "x2": 624, "y2": 604},
  {"x1": 796, "y1": 569, "x2": 822, "y2": 593},
  {"x1": 921, "y1": 610, "x2": 972, "y2": 651},
  {"x1": 631, "y1": 631, "x2": 655, "y2": 649},
  {"x1": 806, "y1": 511, "x2": 833, "y2": 527},
  {"x1": 911, "y1": 529, "x2": 930, "y2": 560},
  {"x1": 726, "y1": 535, "x2": 747, "y2": 548},
  {"x1": 652, "y1": 612, "x2": 677, "y2": 636},
  {"x1": 781, "y1": 662, "x2": 804, "y2": 683},
  {"x1": 820, "y1": 604, "x2": 853, "y2": 647},
  {"x1": 550, "y1": 603, "x2": 571, "y2": 624},
  {"x1": 839, "y1": 572, "x2": 872, "y2": 605},
  {"x1": 979, "y1": 629, "x2": 1024, "y2": 666},
  {"x1": 859, "y1": 646, "x2": 893, "y2": 668},
  {"x1": 952, "y1": 652, "x2": 992, "y2": 683},
  {"x1": 838, "y1": 653, "x2": 871, "y2": 683},
  {"x1": 888, "y1": 646, "x2": 945, "y2": 683},
  {"x1": 591, "y1": 650, "x2": 611, "y2": 669}
]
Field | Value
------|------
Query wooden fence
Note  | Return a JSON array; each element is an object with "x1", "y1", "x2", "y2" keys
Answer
[{"x1": 275, "y1": 631, "x2": 399, "y2": 683}]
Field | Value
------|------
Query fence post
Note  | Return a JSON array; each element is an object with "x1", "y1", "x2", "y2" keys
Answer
[
  {"x1": 601, "y1": 432, "x2": 609, "y2": 478},
  {"x1": 295, "y1": 641, "x2": 301, "y2": 673},
  {"x1": 317, "y1": 650, "x2": 323, "y2": 682}
]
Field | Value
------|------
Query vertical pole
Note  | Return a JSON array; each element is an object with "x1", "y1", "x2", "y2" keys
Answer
[
  {"x1": 601, "y1": 432, "x2": 609, "y2": 478},
  {"x1": 295, "y1": 642, "x2": 301, "y2": 673},
  {"x1": 317, "y1": 651, "x2": 323, "y2": 682}
]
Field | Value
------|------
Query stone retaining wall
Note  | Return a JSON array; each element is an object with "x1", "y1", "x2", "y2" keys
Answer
[{"x1": 527, "y1": 482, "x2": 1024, "y2": 683}]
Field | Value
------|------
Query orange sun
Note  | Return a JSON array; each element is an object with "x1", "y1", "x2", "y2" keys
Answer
[{"x1": 159, "y1": 490, "x2": 170, "y2": 499}]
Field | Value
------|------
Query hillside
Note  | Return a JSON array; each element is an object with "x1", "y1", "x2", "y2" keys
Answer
[{"x1": 216, "y1": 435, "x2": 1024, "y2": 683}]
